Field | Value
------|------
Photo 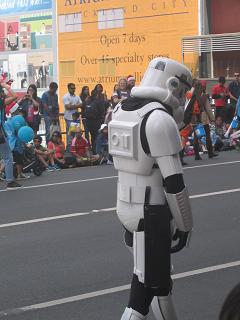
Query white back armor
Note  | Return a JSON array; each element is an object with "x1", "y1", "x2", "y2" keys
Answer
[
  {"x1": 109, "y1": 102, "x2": 181, "y2": 175},
  {"x1": 109, "y1": 100, "x2": 182, "y2": 232}
]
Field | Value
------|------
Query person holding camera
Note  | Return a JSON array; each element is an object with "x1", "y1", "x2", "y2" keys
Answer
[
  {"x1": 19, "y1": 84, "x2": 42, "y2": 134},
  {"x1": 0, "y1": 81, "x2": 22, "y2": 189}
]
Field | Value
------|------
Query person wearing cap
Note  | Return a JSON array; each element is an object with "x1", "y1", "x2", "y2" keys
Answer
[
  {"x1": 212, "y1": 77, "x2": 229, "y2": 122},
  {"x1": 96, "y1": 124, "x2": 112, "y2": 164},
  {"x1": 228, "y1": 72, "x2": 240, "y2": 121},
  {"x1": 0, "y1": 81, "x2": 22, "y2": 189}
]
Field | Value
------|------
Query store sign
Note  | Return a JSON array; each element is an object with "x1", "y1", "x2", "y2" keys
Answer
[{"x1": 0, "y1": 0, "x2": 52, "y2": 15}]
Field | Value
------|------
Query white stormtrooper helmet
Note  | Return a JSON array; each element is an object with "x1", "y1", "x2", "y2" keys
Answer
[{"x1": 131, "y1": 57, "x2": 192, "y2": 122}]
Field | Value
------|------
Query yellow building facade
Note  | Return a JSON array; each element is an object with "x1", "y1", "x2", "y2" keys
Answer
[{"x1": 57, "y1": 0, "x2": 199, "y2": 101}]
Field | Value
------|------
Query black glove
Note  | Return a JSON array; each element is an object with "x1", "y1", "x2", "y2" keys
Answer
[{"x1": 171, "y1": 229, "x2": 189, "y2": 253}]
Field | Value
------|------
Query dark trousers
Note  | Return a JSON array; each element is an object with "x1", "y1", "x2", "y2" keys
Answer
[
  {"x1": 128, "y1": 274, "x2": 171, "y2": 316},
  {"x1": 40, "y1": 76, "x2": 47, "y2": 88},
  {"x1": 194, "y1": 124, "x2": 213, "y2": 157},
  {"x1": 82, "y1": 118, "x2": 90, "y2": 143},
  {"x1": 86, "y1": 119, "x2": 101, "y2": 154},
  {"x1": 215, "y1": 106, "x2": 226, "y2": 122}
]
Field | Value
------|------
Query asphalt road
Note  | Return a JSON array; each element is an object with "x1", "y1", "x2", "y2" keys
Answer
[{"x1": 0, "y1": 151, "x2": 240, "y2": 319}]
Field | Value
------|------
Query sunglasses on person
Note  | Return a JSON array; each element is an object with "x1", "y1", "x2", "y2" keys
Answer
[{"x1": 234, "y1": 74, "x2": 239, "y2": 77}]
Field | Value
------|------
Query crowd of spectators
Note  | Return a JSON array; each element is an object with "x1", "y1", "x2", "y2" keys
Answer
[
  {"x1": 181, "y1": 73, "x2": 240, "y2": 164},
  {"x1": 1, "y1": 70, "x2": 240, "y2": 188},
  {"x1": 0, "y1": 75, "x2": 136, "y2": 188}
]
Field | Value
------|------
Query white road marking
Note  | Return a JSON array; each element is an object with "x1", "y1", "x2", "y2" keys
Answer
[
  {"x1": 0, "y1": 208, "x2": 116, "y2": 229},
  {"x1": 190, "y1": 187, "x2": 240, "y2": 199},
  {"x1": 0, "y1": 159, "x2": 239, "y2": 193},
  {"x1": 0, "y1": 176, "x2": 118, "y2": 193},
  {"x1": 0, "y1": 260, "x2": 239, "y2": 316},
  {"x1": 183, "y1": 160, "x2": 240, "y2": 170},
  {"x1": 0, "y1": 186, "x2": 239, "y2": 229}
]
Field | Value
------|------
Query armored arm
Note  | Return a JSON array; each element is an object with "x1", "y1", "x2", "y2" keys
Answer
[{"x1": 145, "y1": 110, "x2": 193, "y2": 252}]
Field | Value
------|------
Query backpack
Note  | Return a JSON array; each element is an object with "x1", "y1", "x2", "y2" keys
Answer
[{"x1": 85, "y1": 101, "x2": 98, "y2": 120}]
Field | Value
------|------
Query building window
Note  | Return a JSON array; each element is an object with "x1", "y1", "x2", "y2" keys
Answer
[
  {"x1": 60, "y1": 61, "x2": 75, "y2": 77},
  {"x1": 98, "y1": 8, "x2": 124, "y2": 30},
  {"x1": 59, "y1": 13, "x2": 82, "y2": 33}
]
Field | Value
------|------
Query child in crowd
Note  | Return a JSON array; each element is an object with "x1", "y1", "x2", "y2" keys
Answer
[
  {"x1": 96, "y1": 124, "x2": 113, "y2": 164},
  {"x1": 49, "y1": 119, "x2": 61, "y2": 141},
  {"x1": 68, "y1": 111, "x2": 81, "y2": 141},
  {"x1": 31, "y1": 135, "x2": 55, "y2": 171},
  {"x1": 214, "y1": 116, "x2": 233, "y2": 151}
]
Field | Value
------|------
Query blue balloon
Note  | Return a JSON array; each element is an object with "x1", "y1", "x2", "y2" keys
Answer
[
  {"x1": 11, "y1": 115, "x2": 26, "y2": 131},
  {"x1": 18, "y1": 126, "x2": 34, "y2": 143}
]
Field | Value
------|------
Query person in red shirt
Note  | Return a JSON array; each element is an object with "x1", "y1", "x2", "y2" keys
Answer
[
  {"x1": 70, "y1": 127, "x2": 99, "y2": 166},
  {"x1": 212, "y1": 77, "x2": 229, "y2": 121}
]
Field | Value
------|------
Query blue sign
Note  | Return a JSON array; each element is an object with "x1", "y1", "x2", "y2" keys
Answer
[{"x1": 0, "y1": 0, "x2": 52, "y2": 15}]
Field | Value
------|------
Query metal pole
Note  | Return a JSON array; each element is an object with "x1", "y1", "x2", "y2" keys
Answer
[
  {"x1": 210, "y1": 37, "x2": 214, "y2": 78},
  {"x1": 182, "y1": 40, "x2": 184, "y2": 64},
  {"x1": 52, "y1": 0, "x2": 58, "y2": 83}
]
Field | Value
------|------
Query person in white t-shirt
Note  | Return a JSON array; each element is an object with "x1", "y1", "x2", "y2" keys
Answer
[
  {"x1": 62, "y1": 83, "x2": 82, "y2": 146},
  {"x1": 112, "y1": 78, "x2": 129, "y2": 106}
]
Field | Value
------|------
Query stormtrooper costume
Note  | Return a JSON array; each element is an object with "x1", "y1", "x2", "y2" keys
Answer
[{"x1": 109, "y1": 58, "x2": 193, "y2": 320}]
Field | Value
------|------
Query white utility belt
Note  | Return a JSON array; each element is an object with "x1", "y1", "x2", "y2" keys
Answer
[{"x1": 118, "y1": 183, "x2": 164, "y2": 204}]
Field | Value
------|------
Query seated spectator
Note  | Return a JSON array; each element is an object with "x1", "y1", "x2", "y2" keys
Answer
[
  {"x1": 70, "y1": 127, "x2": 99, "y2": 166},
  {"x1": 47, "y1": 131, "x2": 66, "y2": 169},
  {"x1": 31, "y1": 135, "x2": 55, "y2": 171},
  {"x1": 96, "y1": 124, "x2": 113, "y2": 164},
  {"x1": 214, "y1": 116, "x2": 232, "y2": 151}
]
